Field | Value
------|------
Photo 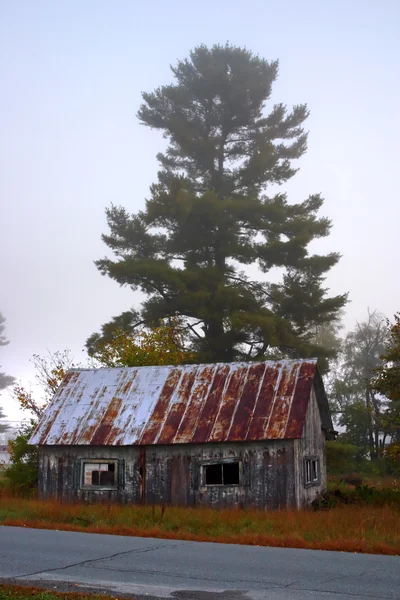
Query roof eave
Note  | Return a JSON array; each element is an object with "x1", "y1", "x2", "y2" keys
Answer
[{"x1": 313, "y1": 367, "x2": 335, "y2": 439}]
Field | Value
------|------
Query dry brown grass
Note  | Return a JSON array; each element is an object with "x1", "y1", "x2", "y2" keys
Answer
[
  {"x1": 0, "y1": 492, "x2": 398, "y2": 555},
  {"x1": 0, "y1": 583, "x2": 127, "y2": 600}
]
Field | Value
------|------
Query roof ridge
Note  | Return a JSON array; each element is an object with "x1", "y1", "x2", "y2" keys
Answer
[{"x1": 67, "y1": 358, "x2": 318, "y2": 374}]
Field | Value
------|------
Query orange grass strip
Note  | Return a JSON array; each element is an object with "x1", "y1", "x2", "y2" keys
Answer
[{"x1": 0, "y1": 495, "x2": 398, "y2": 556}]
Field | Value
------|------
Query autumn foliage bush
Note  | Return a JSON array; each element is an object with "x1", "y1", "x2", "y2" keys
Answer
[
  {"x1": 314, "y1": 480, "x2": 400, "y2": 510},
  {"x1": 3, "y1": 423, "x2": 38, "y2": 495}
]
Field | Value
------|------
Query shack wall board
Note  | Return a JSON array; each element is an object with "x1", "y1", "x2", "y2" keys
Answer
[
  {"x1": 38, "y1": 445, "x2": 141, "y2": 504},
  {"x1": 38, "y1": 440, "x2": 298, "y2": 509},
  {"x1": 294, "y1": 388, "x2": 327, "y2": 507}
]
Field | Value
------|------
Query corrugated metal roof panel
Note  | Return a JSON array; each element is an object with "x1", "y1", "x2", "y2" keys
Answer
[{"x1": 29, "y1": 359, "x2": 320, "y2": 446}]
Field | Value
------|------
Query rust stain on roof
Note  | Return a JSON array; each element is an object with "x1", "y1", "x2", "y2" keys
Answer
[
  {"x1": 157, "y1": 369, "x2": 196, "y2": 445},
  {"x1": 285, "y1": 361, "x2": 316, "y2": 438},
  {"x1": 246, "y1": 364, "x2": 280, "y2": 440},
  {"x1": 265, "y1": 362, "x2": 298, "y2": 439},
  {"x1": 228, "y1": 363, "x2": 266, "y2": 441},
  {"x1": 29, "y1": 359, "x2": 322, "y2": 446},
  {"x1": 192, "y1": 364, "x2": 230, "y2": 443},
  {"x1": 208, "y1": 366, "x2": 248, "y2": 442},
  {"x1": 139, "y1": 368, "x2": 182, "y2": 445}
]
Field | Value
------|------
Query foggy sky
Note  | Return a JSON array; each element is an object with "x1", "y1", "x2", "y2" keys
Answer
[{"x1": 1, "y1": 0, "x2": 399, "y2": 421}]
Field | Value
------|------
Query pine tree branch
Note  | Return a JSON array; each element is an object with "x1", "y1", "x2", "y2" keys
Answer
[
  {"x1": 226, "y1": 274, "x2": 270, "y2": 296},
  {"x1": 186, "y1": 322, "x2": 204, "y2": 340}
]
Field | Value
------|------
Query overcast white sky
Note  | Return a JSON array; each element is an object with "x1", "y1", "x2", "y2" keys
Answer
[{"x1": 1, "y1": 0, "x2": 399, "y2": 422}]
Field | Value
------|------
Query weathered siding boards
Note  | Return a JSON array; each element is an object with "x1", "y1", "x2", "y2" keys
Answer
[
  {"x1": 294, "y1": 388, "x2": 327, "y2": 508},
  {"x1": 39, "y1": 445, "x2": 141, "y2": 504},
  {"x1": 39, "y1": 440, "x2": 298, "y2": 509}
]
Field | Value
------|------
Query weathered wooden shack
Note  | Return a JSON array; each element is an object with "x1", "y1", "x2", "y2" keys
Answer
[{"x1": 29, "y1": 359, "x2": 335, "y2": 509}]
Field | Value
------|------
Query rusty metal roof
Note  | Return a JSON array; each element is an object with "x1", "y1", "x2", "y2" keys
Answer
[{"x1": 29, "y1": 359, "x2": 328, "y2": 446}]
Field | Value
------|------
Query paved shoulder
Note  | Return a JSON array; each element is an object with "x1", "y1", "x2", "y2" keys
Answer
[{"x1": 0, "y1": 526, "x2": 399, "y2": 600}]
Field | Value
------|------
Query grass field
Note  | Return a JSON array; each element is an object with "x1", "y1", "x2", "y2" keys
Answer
[
  {"x1": 0, "y1": 488, "x2": 399, "y2": 555},
  {"x1": 0, "y1": 585, "x2": 119, "y2": 600}
]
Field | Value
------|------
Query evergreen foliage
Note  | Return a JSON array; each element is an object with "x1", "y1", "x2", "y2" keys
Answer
[{"x1": 91, "y1": 44, "x2": 347, "y2": 364}]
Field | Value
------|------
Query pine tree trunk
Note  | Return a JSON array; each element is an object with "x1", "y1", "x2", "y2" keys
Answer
[{"x1": 205, "y1": 318, "x2": 231, "y2": 362}]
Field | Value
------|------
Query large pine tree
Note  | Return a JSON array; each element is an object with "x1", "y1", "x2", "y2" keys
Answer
[{"x1": 91, "y1": 44, "x2": 347, "y2": 366}]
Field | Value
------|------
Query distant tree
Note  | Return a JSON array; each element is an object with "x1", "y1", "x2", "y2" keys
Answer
[
  {"x1": 310, "y1": 311, "x2": 344, "y2": 356},
  {"x1": 373, "y1": 314, "x2": 400, "y2": 404},
  {"x1": 328, "y1": 311, "x2": 389, "y2": 460},
  {"x1": 0, "y1": 312, "x2": 10, "y2": 346},
  {"x1": 92, "y1": 43, "x2": 347, "y2": 367},
  {"x1": 0, "y1": 312, "x2": 15, "y2": 392},
  {"x1": 325, "y1": 440, "x2": 367, "y2": 475},
  {"x1": 0, "y1": 312, "x2": 15, "y2": 434},
  {"x1": 6, "y1": 421, "x2": 38, "y2": 493},
  {"x1": 13, "y1": 350, "x2": 75, "y2": 419},
  {"x1": 372, "y1": 313, "x2": 400, "y2": 463},
  {"x1": 9, "y1": 350, "x2": 77, "y2": 493},
  {"x1": 0, "y1": 406, "x2": 9, "y2": 435}
]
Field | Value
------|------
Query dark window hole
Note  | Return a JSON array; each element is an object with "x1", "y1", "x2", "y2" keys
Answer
[{"x1": 204, "y1": 462, "x2": 240, "y2": 485}]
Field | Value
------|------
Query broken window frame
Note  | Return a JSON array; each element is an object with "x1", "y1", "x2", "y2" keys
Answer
[
  {"x1": 80, "y1": 459, "x2": 119, "y2": 490},
  {"x1": 304, "y1": 456, "x2": 320, "y2": 487},
  {"x1": 201, "y1": 458, "x2": 242, "y2": 487}
]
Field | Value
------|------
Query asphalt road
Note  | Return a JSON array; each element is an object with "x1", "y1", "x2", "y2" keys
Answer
[{"x1": 0, "y1": 527, "x2": 399, "y2": 600}]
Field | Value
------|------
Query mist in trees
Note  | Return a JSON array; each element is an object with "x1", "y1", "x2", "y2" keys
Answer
[
  {"x1": 0, "y1": 312, "x2": 14, "y2": 434},
  {"x1": 328, "y1": 311, "x2": 399, "y2": 470},
  {"x1": 0, "y1": 406, "x2": 9, "y2": 435},
  {"x1": 0, "y1": 312, "x2": 14, "y2": 392},
  {"x1": 373, "y1": 313, "x2": 400, "y2": 453}
]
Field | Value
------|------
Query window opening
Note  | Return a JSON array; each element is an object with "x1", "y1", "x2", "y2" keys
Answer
[
  {"x1": 204, "y1": 461, "x2": 240, "y2": 486},
  {"x1": 305, "y1": 458, "x2": 319, "y2": 485},
  {"x1": 223, "y1": 461, "x2": 240, "y2": 485},
  {"x1": 83, "y1": 462, "x2": 117, "y2": 487},
  {"x1": 205, "y1": 463, "x2": 222, "y2": 485},
  {"x1": 311, "y1": 459, "x2": 318, "y2": 482}
]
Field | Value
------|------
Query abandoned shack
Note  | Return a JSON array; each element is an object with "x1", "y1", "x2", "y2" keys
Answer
[{"x1": 29, "y1": 359, "x2": 335, "y2": 509}]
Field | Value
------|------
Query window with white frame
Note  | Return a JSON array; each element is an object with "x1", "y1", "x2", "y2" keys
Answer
[
  {"x1": 81, "y1": 460, "x2": 118, "y2": 489},
  {"x1": 304, "y1": 457, "x2": 320, "y2": 486}
]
